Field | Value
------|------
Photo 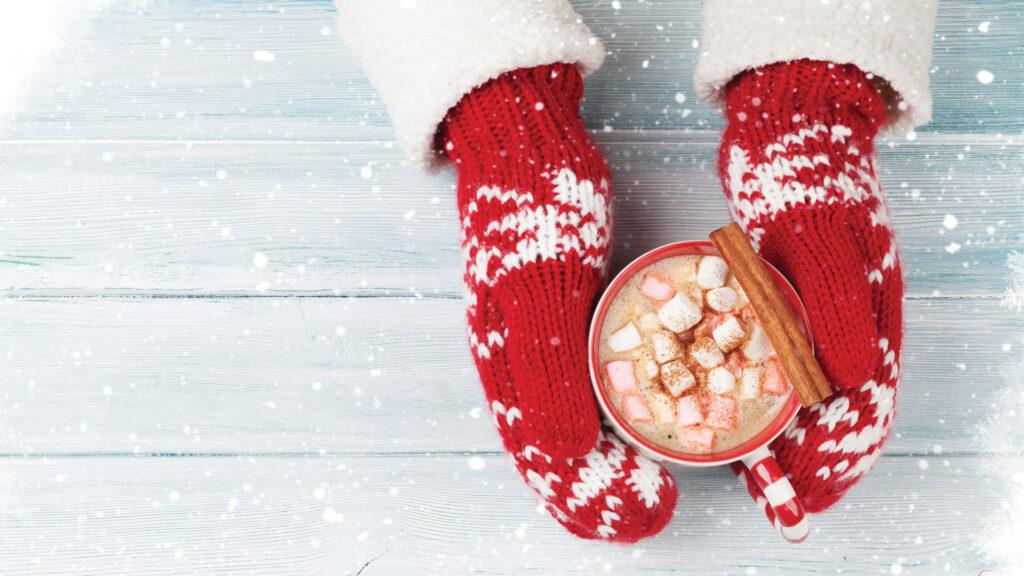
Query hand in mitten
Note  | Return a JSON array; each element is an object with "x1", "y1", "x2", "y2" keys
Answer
[
  {"x1": 442, "y1": 64, "x2": 677, "y2": 541},
  {"x1": 718, "y1": 60, "x2": 902, "y2": 512}
]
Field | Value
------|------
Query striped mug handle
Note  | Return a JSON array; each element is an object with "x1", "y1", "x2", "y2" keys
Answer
[{"x1": 733, "y1": 444, "x2": 809, "y2": 543}]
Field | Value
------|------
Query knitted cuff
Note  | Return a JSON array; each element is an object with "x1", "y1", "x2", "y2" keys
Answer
[
  {"x1": 440, "y1": 63, "x2": 608, "y2": 204},
  {"x1": 719, "y1": 60, "x2": 890, "y2": 234},
  {"x1": 723, "y1": 60, "x2": 888, "y2": 153}
]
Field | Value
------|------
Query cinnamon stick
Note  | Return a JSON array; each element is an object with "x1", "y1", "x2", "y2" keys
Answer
[{"x1": 710, "y1": 223, "x2": 832, "y2": 407}]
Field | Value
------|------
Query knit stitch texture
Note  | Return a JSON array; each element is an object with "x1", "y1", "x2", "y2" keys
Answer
[
  {"x1": 719, "y1": 60, "x2": 904, "y2": 512},
  {"x1": 442, "y1": 64, "x2": 676, "y2": 541}
]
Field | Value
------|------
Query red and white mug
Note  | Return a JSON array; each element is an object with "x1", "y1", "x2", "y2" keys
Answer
[{"x1": 588, "y1": 241, "x2": 812, "y2": 543}]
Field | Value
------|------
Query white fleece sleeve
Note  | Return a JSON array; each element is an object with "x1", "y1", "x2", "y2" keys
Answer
[
  {"x1": 335, "y1": 0, "x2": 605, "y2": 173},
  {"x1": 695, "y1": 0, "x2": 938, "y2": 134}
]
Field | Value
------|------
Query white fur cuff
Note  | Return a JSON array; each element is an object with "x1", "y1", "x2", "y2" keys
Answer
[
  {"x1": 695, "y1": 0, "x2": 937, "y2": 134},
  {"x1": 335, "y1": 0, "x2": 605, "y2": 173}
]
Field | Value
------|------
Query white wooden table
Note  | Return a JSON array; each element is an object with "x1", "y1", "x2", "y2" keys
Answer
[{"x1": 1, "y1": 1, "x2": 1021, "y2": 574}]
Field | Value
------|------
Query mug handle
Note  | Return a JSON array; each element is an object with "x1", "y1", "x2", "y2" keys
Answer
[{"x1": 730, "y1": 444, "x2": 809, "y2": 543}]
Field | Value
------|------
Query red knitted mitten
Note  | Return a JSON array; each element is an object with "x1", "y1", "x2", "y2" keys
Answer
[
  {"x1": 441, "y1": 64, "x2": 676, "y2": 541},
  {"x1": 719, "y1": 60, "x2": 903, "y2": 512}
]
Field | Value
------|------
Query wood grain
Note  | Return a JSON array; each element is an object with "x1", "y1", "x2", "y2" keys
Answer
[
  {"x1": 0, "y1": 454, "x2": 999, "y2": 576},
  {"x1": 0, "y1": 137, "x2": 1019, "y2": 296},
  {"x1": 3, "y1": 0, "x2": 1021, "y2": 140},
  {"x1": 0, "y1": 296, "x2": 1011, "y2": 457},
  {"x1": 0, "y1": 1, "x2": 1018, "y2": 574}
]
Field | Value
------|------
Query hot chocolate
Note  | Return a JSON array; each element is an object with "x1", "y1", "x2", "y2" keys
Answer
[{"x1": 598, "y1": 255, "x2": 792, "y2": 454}]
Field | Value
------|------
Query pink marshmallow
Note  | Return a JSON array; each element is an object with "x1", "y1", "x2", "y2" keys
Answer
[
  {"x1": 706, "y1": 394, "x2": 738, "y2": 431},
  {"x1": 605, "y1": 360, "x2": 638, "y2": 393},
  {"x1": 763, "y1": 358, "x2": 790, "y2": 395},
  {"x1": 724, "y1": 351, "x2": 746, "y2": 373},
  {"x1": 640, "y1": 274, "x2": 675, "y2": 301},
  {"x1": 675, "y1": 395, "x2": 704, "y2": 427},
  {"x1": 679, "y1": 426, "x2": 716, "y2": 450},
  {"x1": 622, "y1": 395, "x2": 653, "y2": 424}
]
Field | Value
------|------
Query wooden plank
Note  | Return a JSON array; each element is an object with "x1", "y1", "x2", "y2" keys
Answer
[
  {"x1": 4, "y1": 1, "x2": 1021, "y2": 140},
  {"x1": 0, "y1": 454, "x2": 999, "y2": 575},
  {"x1": 0, "y1": 296, "x2": 1013, "y2": 456},
  {"x1": 0, "y1": 137, "x2": 1018, "y2": 296}
]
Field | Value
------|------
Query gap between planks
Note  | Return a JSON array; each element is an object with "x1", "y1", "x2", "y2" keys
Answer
[
  {"x1": 0, "y1": 132, "x2": 1018, "y2": 145},
  {"x1": 0, "y1": 292, "x2": 1003, "y2": 300},
  {"x1": 0, "y1": 451, "x2": 980, "y2": 459}
]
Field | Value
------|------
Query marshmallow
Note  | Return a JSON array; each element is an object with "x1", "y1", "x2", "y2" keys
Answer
[
  {"x1": 712, "y1": 316, "x2": 746, "y2": 352},
  {"x1": 690, "y1": 337, "x2": 725, "y2": 369},
  {"x1": 666, "y1": 257, "x2": 699, "y2": 286},
  {"x1": 740, "y1": 366, "x2": 763, "y2": 400},
  {"x1": 742, "y1": 325, "x2": 770, "y2": 361},
  {"x1": 608, "y1": 322, "x2": 642, "y2": 352},
  {"x1": 724, "y1": 350, "x2": 746, "y2": 373},
  {"x1": 763, "y1": 358, "x2": 790, "y2": 395},
  {"x1": 697, "y1": 256, "x2": 729, "y2": 289},
  {"x1": 706, "y1": 286, "x2": 738, "y2": 312},
  {"x1": 675, "y1": 395, "x2": 703, "y2": 427},
  {"x1": 638, "y1": 354, "x2": 660, "y2": 379},
  {"x1": 640, "y1": 273, "x2": 675, "y2": 301},
  {"x1": 647, "y1": 330, "x2": 683, "y2": 364},
  {"x1": 645, "y1": 392, "x2": 676, "y2": 425},
  {"x1": 658, "y1": 293, "x2": 702, "y2": 333},
  {"x1": 706, "y1": 394, "x2": 738, "y2": 431},
  {"x1": 622, "y1": 395, "x2": 653, "y2": 424},
  {"x1": 638, "y1": 312, "x2": 661, "y2": 332},
  {"x1": 660, "y1": 359, "x2": 697, "y2": 396},
  {"x1": 605, "y1": 360, "x2": 638, "y2": 393},
  {"x1": 707, "y1": 366, "x2": 736, "y2": 394},
  {"x1": 679, "y1": 425, "x2": 715, "y2": 450}
]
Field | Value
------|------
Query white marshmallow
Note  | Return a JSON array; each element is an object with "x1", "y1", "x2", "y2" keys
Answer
[
  {"x1": 640, "y1": 355, "x2": 660, "y2": 379},
  {"x1": 707, "y1": 367, "x2": 736, "y2": 394},
  {"x1": 638, "y1": 312, "x2": 661, "y2": 332},
  {"x1": 690, "y1": 337, "x2": 725, "y2": 369},
  {"x1": 630, "y1": 347, "x2": 661, "y2": 380},
  {"x1": 740, "y1": 366, "x2": 763, "y2": 399},
  {"x1": 666, "y1": 256, "x2": 699, "y2": 287},
  {"x1": 697, "y1": 256, "x2": 730, "y2": 289},
  {"x1": 712, "y1": 316, "x2": 746, "y2": 352},
  {"x1": 742, "y1": 325, "x2": 770, "y2": 361},
  {"x1": 645, "y1": 391, "x2": 676, "y2": 425},
  {"x1": 658, "y1": 293, "x2": 703, "y2": 333},
  {"x1": 660, "y1": 359, "x2": 697, "y2": 397},
  {"x1": 608, "y1": 323, "x2": 642, "y2": 352},
  {"x1": 706, "y1": 286, "x2": 738, "y2": 312},
  {"x1": 631, "y1": 350, "x2": 659, "y2": 389},
  {"x1": 647, "y1": 330, "x2": 683, "y2": 364}
]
